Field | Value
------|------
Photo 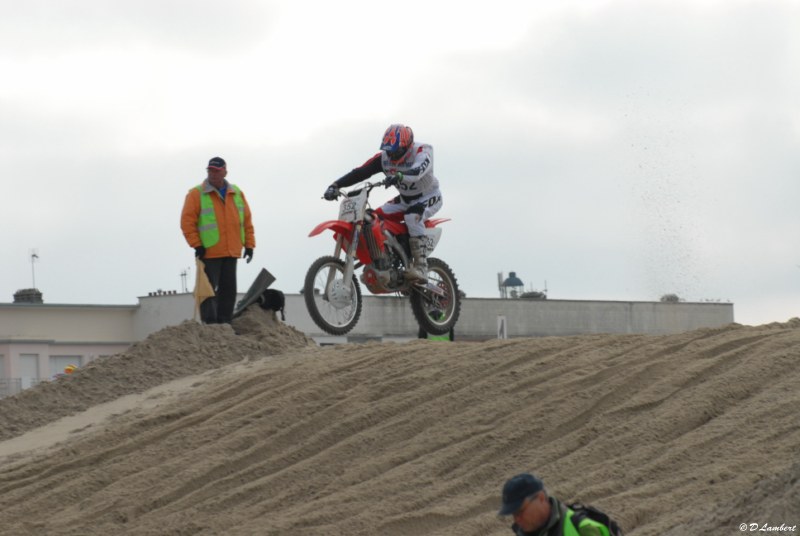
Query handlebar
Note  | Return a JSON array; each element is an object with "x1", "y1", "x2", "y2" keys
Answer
[
  {"x1": 322, "y1": 177, "x2": 392, "y2": 201},
  {"x1": 347, "y1": 178, "x2": 389, "y2": 196}
]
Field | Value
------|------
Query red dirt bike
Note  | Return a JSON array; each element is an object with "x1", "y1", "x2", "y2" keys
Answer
[{"x1": 304, "y1": 177, "x2": 461, "y2": 336}]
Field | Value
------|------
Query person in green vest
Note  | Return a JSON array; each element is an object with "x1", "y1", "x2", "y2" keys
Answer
[
  {"x1": 417, "y1": 309, "x2": 454, "y2": 341},
  {"x1": 498, "y1": 473, "x2": 618, "y2": 536},
  {"x1": 181, "y1": 156, "x2": 256, "y2": 324}
]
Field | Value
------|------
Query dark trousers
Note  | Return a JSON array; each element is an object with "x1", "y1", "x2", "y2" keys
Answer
[{"x1": 200, "y1": 257, "x2": 238, "y2": 324}]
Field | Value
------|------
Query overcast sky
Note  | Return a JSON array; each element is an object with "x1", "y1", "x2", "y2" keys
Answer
[{"x1": 2, "y1": 0, "x2": 798, "y2": 326}]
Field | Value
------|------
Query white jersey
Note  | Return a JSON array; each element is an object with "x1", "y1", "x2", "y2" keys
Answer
[
  {"x1": 333, "y1": 141, "x2": 443, "y2": 237},
  {"x1": 381, "y1": 143, "x2": 440, "y2": 199}
]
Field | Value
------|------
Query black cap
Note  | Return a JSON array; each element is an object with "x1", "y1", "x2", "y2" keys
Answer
[
  {"x1": 207, "y1": 156, "x2": 226, "y2": 169},
  {"x1": 498, "y1": 473, "x2": 544, "y2": 516}
]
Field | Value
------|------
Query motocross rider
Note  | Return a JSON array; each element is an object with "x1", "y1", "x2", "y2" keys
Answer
[{"x1": 323, "y1": 124, "x2": 443, "y2": 282}]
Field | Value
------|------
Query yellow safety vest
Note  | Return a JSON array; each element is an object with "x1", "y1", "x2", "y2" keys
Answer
[
  {"x1": 427, "y1": 333, "x2": 451, "y2": 341},
  {"x1": 563, "y1": 508, "x2": 611, "y2": 536},
  {"x1": 196, "y1": 184, "x2": 245, "y2": 247}
]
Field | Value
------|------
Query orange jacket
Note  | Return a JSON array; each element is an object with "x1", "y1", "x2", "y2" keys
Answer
[{"x1": 181, "y1": 180, "x2": 256, "y2": 259}]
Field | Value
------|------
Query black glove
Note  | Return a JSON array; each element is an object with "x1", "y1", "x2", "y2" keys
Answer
[
  {"x1": 194, "y1": 246, "x2": 206, "y2": 259},
  {"x1": 323, "y1": 184, "x2": 339, "y2": 201},
  {"x1": 243, "y1": 247, "x2": 254, "y2": 263},
  {"x1": 384, "y1": 172, "x2": 403, "y2": 188}
]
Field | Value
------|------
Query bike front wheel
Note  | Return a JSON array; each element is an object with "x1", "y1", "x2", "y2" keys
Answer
[{"x1": 304, "y1": 256, "x2": 363, "y2": 336}]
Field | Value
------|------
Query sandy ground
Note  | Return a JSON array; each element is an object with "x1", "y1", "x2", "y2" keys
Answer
[{"x1": 0, "y1": 308, "x2": 798, "y2": 535}]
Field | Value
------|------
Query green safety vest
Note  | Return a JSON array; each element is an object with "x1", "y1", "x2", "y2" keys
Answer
[
  {"x1": 196, "y1": 184, "x2": 246, "y2": 247},
  {"x1": 427, "y1": 333, "x2": 451, "y2": 341},
  {"x1": 562, "y1": 508, "x2": 611, "y2": 536}
]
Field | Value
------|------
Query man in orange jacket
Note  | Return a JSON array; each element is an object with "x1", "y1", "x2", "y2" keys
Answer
[{"x1": 181, "y1": 156, "x2": 256, "y2": 324}]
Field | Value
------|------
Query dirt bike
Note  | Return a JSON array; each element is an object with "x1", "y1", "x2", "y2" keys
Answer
[{"x1": 304, "y1": 177, "x2": 461, "y2": 336}]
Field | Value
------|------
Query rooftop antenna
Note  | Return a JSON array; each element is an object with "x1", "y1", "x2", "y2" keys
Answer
[
  {"x1": 180, "y1": 266, "x2": 191, "y2": 293},
  {"x1": 29, "y1": 248, "x2": 39, "y2": 288}
]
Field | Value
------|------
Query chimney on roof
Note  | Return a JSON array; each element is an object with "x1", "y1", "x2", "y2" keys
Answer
[{"x1": 14, "y1": 288, "x2": 43, "y2": 304}]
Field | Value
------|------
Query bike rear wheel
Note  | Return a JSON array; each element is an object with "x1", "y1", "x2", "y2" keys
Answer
[
  {"x1": 410, "y1": 257, "x2": 461, "y2": 336},
  {"x1": 304, "y1": 256, "x2": 363, "y2": 335}
]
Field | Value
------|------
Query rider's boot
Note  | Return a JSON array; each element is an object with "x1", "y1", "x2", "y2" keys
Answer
[{"x1": 405, "y1": 236, "x2": 428, "y2": 283}]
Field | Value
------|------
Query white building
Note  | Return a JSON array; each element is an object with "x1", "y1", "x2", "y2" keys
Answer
[{"x1": 1, "y1": 290, "x2": 734, "y2": 398}]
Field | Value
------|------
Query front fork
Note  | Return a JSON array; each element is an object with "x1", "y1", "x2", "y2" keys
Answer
[{"x1": 325, "y1": 223, "x2": 361, "y2": 298}]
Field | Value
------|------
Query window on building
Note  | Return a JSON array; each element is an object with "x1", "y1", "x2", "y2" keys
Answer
[{"x1": 19, "y1": 354, "x2": 40, "y2": 389}]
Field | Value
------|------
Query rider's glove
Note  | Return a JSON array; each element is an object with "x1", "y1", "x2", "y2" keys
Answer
[
  {"x1": 323, "y1": 184, "x2": 339, "y2": 201},
  {"x1": 243, "y1": 247, "x2": 254, "y2": 263},
  {"x1": 385, "y1": 172, "x2": 403, "y2": 188},
  {"x1": 194, "y1": 246, "x2": 206, "y2": 259}
]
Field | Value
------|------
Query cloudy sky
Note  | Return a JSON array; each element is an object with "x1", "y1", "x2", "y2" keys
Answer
[{"x1": 2, "y1": 0, "x2": 798, "y2": 326}]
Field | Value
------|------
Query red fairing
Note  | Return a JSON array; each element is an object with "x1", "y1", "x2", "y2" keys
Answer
[
  {"x1": 355, "y1": 221, "x2": 386, "y2": 264},
  {"x1": 373, "y1": 208, "x2": 451, "y2": 234},
  {"x1": 425, "y1": 217, "x2": 451, "y2": 227},
  {"x1": 308, "y1": 220, "x2": 353, "y2": 238},
  {"x1": 308, "y1": 219, "x2": 385, "y2": 265},
  {"x1": 380, "y1": 215, "x2": 407, "y2": 236}
]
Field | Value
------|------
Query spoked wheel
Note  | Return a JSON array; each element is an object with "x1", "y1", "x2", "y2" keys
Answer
[
  {"x1": 304, "y1": 256, "x2": 363, "y2": 335},
  {"x1": 410, "y1": 257, "x2": 461, "y2": 336}
]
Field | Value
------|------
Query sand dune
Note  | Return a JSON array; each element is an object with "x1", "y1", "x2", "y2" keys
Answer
[{"x1": 0, "y1": 308, "x2": 798, "y2": 535}]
